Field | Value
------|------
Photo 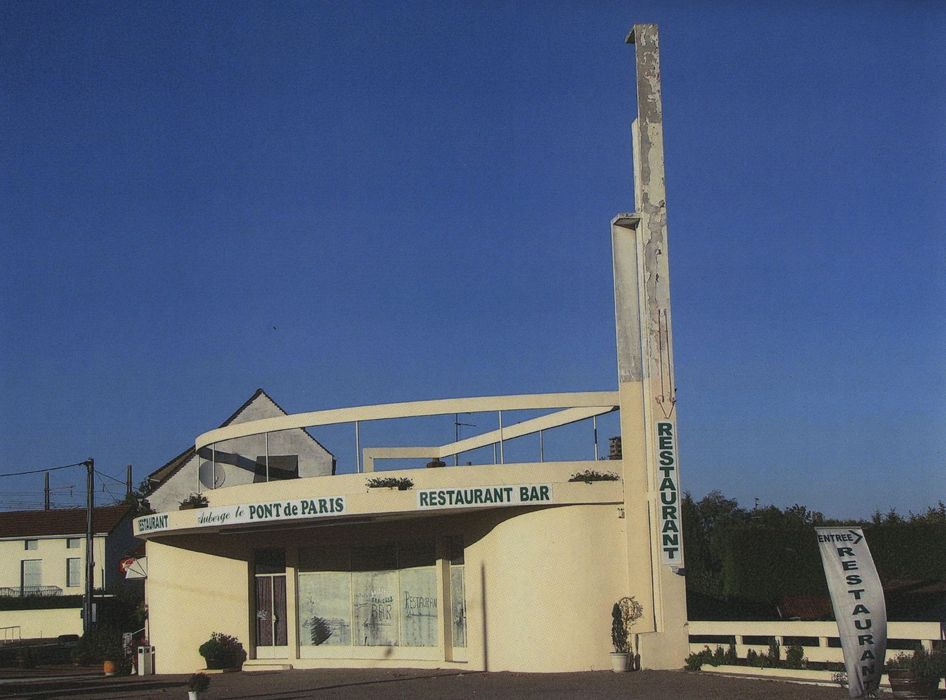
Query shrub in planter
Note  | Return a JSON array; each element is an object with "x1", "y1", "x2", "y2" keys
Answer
[
  {"x1": 198, "y1": 632, "x2": 246, "y2": 670},
  {"x1": 569, "y1": 469, "x2": 619, "y2": 483},
  {"x1": 179, "y1": 493, "x2": 209, "y2": 510},
  {"x1": 189, "y1": 672, "x2": 211, "y2": 695},
  {"x1": 365, "y1": 477, "x2": 413, "y2": 490},
  {"x1": 610, "y1": 596, "x2": 644, "y2": 671},
  {"x1": 886, "y1": 647, "x2": 946, "y2": 699}
]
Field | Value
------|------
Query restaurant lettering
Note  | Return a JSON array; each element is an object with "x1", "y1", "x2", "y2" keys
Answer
[
  {"x1": 136, "y1": 513, "x2": 169, "y2": 533},
  {"x1": 656, "y1": 421, "x2": 683, "y2": 566},
  {"x1": 417, "y1": 484, "x2": 551, "y2": 510}
]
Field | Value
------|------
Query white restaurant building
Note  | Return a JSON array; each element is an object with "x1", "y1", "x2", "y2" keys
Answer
[{"x1": 134, "y1": 24, "x2": 690, "y2": 674}]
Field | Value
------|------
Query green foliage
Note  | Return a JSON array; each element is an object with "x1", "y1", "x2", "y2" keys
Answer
[
  {"x1": 683, "y1": 491, "x2": 946, "y2": 610},
  {"x1": 123, "y1": 478, "x2": 155, "y2": 514},
  {"x1": 568, "y1": 469, "x2": 619, "y2": 483},
  {"x1": 684, "y1": 647, "x2": 713, "y2": 671},
  {"x1": 198, "y1": 632, "x2": 246, "y2": 668},
  {"x1": 785, "y1": 644, "x2": 805, "y2": 669},
  {"x1": 767, "y1": 638, "x2": 780, "y2": 663},
  {"x1": 188, "y1": 672, "x2": 211, "y2": 692},
  {"x1": 71, "y1": 626, "x2": 131, "y2": 673},
  {"x1": 610, "y1": 596, "x2": 643, "y2": 653},
  {"x1": 886, "y1": 647, "x2": 946, "y2": 685},
  {"x1": 179, "y1": 493, "x2": 208, "y2": 509},
  {"x1": 365, "y1": 477, "x2": 414, "y2": 490},
  {"x1": 0, "y1": 594, "x2": 84, "y2": 610}
]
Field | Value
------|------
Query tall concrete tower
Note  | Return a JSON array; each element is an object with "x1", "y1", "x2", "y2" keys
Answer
[{"x1": 613, "y1": 23, "x2": 689, "y2": 668}]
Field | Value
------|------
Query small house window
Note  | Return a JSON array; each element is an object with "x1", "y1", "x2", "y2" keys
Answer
[
  {"x1": 66, "y1": 538, "x2": 81, "y2": 549},
  {"x1": 253, "y1": 455, "x2": 299, "y2": 482},
  {"x1": 24, "y1": 540, "x2": 38, "y2": 551},
  {"x1": 67, "y1": 558, "x2": 81, "y2": 587}
]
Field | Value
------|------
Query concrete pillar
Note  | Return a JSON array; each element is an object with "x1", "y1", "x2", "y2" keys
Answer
[{"x1": 612, "y1": 23, "x2": 689, "y2": 670}]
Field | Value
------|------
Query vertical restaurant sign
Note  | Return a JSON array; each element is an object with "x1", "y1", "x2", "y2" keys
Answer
[
  {"x1": 656, "y1": 421, "x2": 683, "y2": 566},
  {"x1": 816, "y1": 527, "x2": 887, "y2": 699}
]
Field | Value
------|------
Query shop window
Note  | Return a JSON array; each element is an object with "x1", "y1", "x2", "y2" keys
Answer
[
  {"x1": 398, "y1": 540, "x2": 438, "y2": 647},
  {"x1": 352, "y1": 545, "x2": 399, "y2": 646},
  {"x1": 298, "y1": 546, "x2": 352, "y2": 646},
  {"x1": 66, "y1": 558, "x2": 81, "y2": 587},
  {"x1": 66, "y1": 538, "x2": 81, "y2": 549},
  {"x1": 297, "y1": 539, "x2": 442, "y2": 652},
  {"x1": 253, "y1": 455, "x2": 298, "y2": 482}
]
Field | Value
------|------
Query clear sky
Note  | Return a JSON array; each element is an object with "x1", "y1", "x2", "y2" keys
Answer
[{"x1": 1, "y1": 2, "x2": 943, "y2": 518}]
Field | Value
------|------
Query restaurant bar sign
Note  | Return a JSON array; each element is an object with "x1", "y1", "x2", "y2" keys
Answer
[
  {"x1": 417, "y1": 484, "x2": 552, "y2": 510},
  {"x1": 195, "y1": 496, "x2": 347, "y2": 527},
  {"x1": 656, "y1": 420, "x2": 683, "y2": 566}
]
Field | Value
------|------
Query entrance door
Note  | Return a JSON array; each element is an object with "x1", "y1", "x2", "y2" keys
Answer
[{"x1": 254, "y1": 550, "x2": 288, "y2": 658}]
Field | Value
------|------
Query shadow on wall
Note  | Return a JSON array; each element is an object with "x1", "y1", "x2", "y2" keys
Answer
[{"x1": 481, "y1": 562, "x2": 488, "y2": 671}]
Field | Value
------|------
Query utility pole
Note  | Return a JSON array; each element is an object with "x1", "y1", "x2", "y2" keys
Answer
[
  {"x1": 44, "y1": 471, "x2": 50, "y2": 511},
  {"x1": 83, "y1": 458, "x2": 94, "y2": 635},
  {"x1": 126, "y1": 464, "x2": 133, "y2": 497}
]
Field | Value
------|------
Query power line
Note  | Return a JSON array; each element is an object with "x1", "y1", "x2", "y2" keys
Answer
[
  {"x1": 95, "y1": 470, "x2": 127, "y2": 486},
  {"x1": 0, "y1": 461, "x2": 87, "y2": 478}
]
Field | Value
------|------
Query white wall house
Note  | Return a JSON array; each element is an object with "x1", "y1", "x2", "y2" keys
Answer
[
  {"x1": 144, "y1": 389, "x2": 336, "y2": 513},
  {"x1": 0, "y1": 505, "x2": 136, "y2": 597}
]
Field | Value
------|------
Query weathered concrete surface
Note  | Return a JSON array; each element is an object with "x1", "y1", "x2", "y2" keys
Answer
[{"x1": 612, "y1": 23, "x2": 688, "y2": 670}]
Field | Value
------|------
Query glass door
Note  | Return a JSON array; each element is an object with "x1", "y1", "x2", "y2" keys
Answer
[{"x1": 254, "y1": 550, "x2": 287, "y2": 658}]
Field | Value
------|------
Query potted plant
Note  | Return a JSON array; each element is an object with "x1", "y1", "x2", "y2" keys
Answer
[
  {"x1": 365, "y1": 476, "x2": 414, "y2": 490},
  {"x1": 610, "y1": 596, "x2": 644, "y2": 672},
  {"x1": 179, "y1": 493, "x2": 209, "y2": 510},
  {"x1": 187, "y1": 672, "x2": 211, "y2": 700},
  {"x1": 886, "y1": 647, "x2": 946, "y2": 699},
  {"x1": 198, "y1": 631, "x2": 246, "y2": 670}
]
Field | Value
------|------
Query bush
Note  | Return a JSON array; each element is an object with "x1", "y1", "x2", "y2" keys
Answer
[
  {"x1": 188, "y1": 672, "x2": 211, "y2": 692},
  {"x1": 198, "y1": 632, "x2": 246, "y2": 669},
  {"x1": 569, "y1": 470, "x2": 619, "y2": 483},
  {"x1": 365, "y1": 477, "x2": 413, "y2": 490},
  {"x1": 71, "y1": 627, "x2": 131, "y2": 674},
  {"x1": 785, "y1": 644, "x2": 805, "y2": 669},
  {"x1": 767, "y1": 638, "x2": 780, "y2": 664},
  {"x1": 684, "y1": 647, "x2": 714, "y2": 671},
  {"x1": 179, "y1": 493, "x2": 208, "y2": 509}
]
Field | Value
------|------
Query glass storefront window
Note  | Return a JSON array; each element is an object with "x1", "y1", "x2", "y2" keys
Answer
[
  {"x1": 297, "y1": 539, "x2": 448, "y2": 652},
  {"x1": 298, "y1": 546, "x2": 351, "y2": 646}
]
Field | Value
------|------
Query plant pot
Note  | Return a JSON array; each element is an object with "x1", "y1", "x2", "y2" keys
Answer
[
  {"x1": 610, "y1": 652, "x2": 630, "y2": 672},
  {"x1": 103, "y1": 659, "x2": 116, "y2": 676},
  {"x1": 887, "y1": 669, "x2": 938, "y2": 698},
  {"x1": 204, "y1": 656, "x2": 227, "y2": 670}
]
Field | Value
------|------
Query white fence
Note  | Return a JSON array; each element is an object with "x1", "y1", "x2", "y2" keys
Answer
[{"x1": 689, "y1": 620, "x2": 942, "y2": 664}]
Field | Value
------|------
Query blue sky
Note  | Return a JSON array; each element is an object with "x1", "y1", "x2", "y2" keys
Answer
[{"x1": 1, "y1": 2, "x2": 943, "y2": 518}]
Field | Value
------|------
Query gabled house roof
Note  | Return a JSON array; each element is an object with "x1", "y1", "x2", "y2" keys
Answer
[
  {"x1": 0, "y1": 504, "x2": 134, "y2": 539},
  {"x1": 146, "y1": 388, "x2": 332, "y2": 488}
]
